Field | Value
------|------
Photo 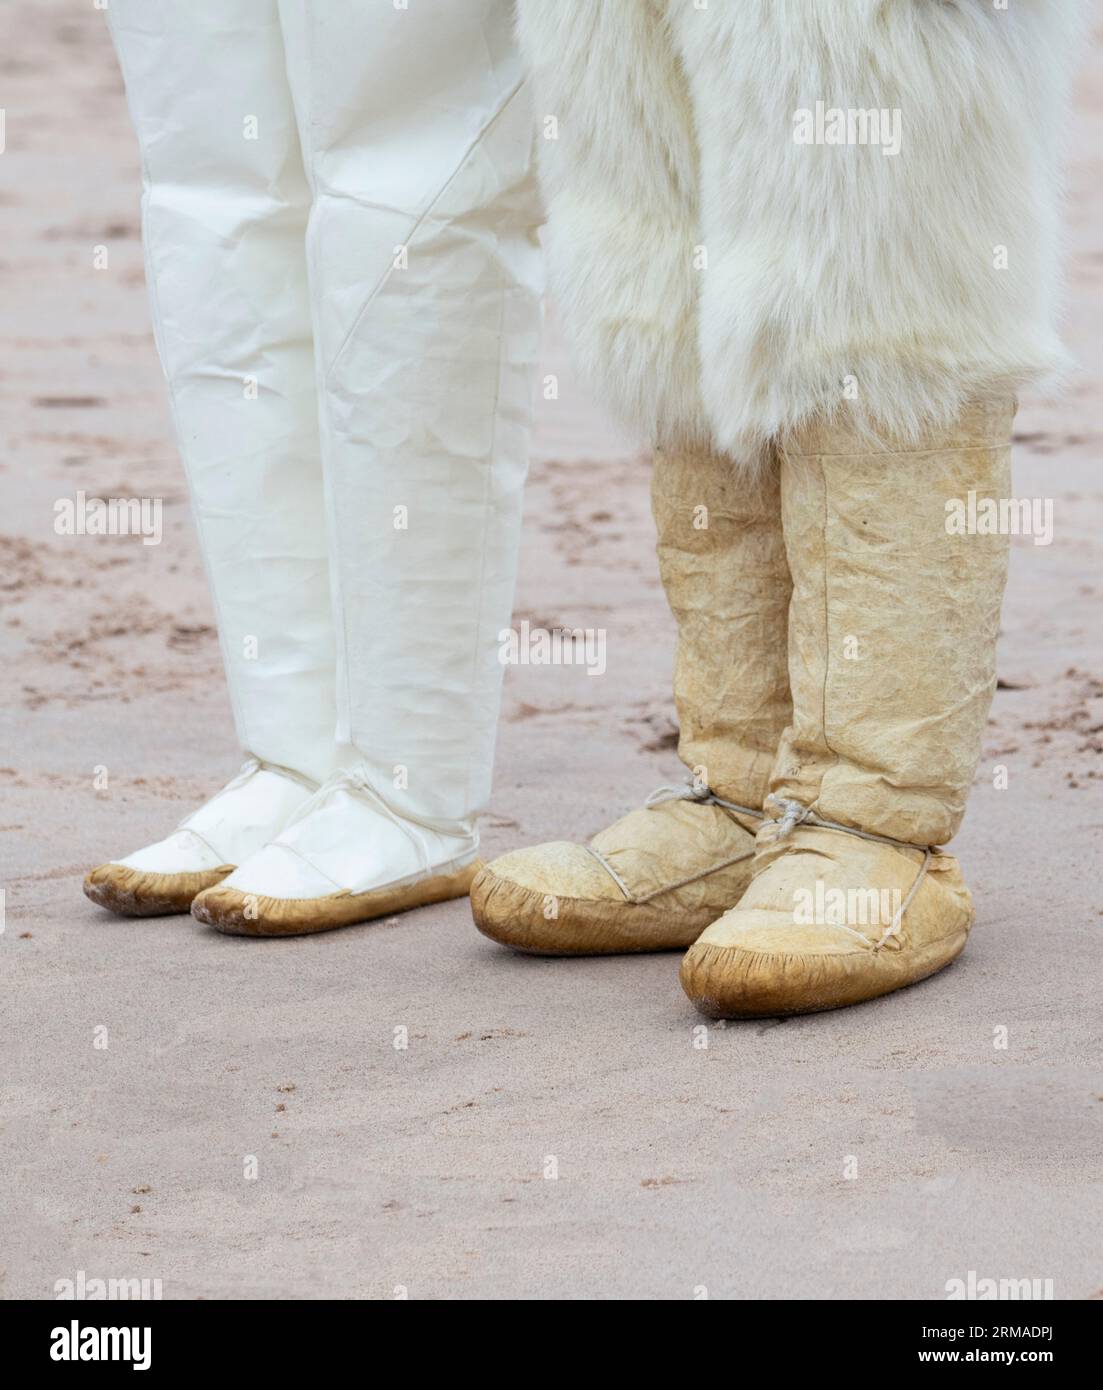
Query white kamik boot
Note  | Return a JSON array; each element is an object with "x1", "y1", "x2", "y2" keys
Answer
[
  {"x1": 191, "y1": 770, "x2": 480, "y2": 937},
  {"x1": 84, "y1": 761, "x2": 316, "y2": 917}
]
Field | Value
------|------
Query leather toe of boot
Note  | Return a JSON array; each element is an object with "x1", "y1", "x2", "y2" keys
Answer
[
  {"x1": 471, "y1": 841, "x2": 658, "y2": 955},
  {"x1": 680, "y1": 827, "x2": 974, "y2": 1017},
  {"x1": 472, "y1": 801, "x2": 758, "y2": 955},
  {"x1": 83, "y1": 862, "x2": 234, "y2": 918}
]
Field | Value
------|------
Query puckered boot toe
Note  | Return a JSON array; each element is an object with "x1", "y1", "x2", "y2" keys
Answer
[
  {"x1": 83, "y1": 761, "x2": 316, "y2": 919},
  {"x1": 680, "y1": 821, "x2": 973, "y2": 1018},
  {"x1": 472, "y1": 795, "x2": 760, "y2": 955},
  {"x1": 192, "y1": 771, "x2": 482, "y2": 938}
]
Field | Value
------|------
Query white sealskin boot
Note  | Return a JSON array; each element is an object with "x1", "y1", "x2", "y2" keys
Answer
[
  {"x1": 90, "y1": 3, "x2": 344, "y2": 915},
  {"x1": 84, "y1": 761, "x2": 316, "y2": 917},
  {"x1": 681, "y1": 399, "x2": 1015, "y2": 1017},
  {"x1": 192, "y1": 0, "x2": 543, "y2": 935},
  {"x1": 191, "y1": 771, "x2": 481, "y2": 937},
  {"x1": 471, "y1": 445, "x2": 792, "y2": 953}
]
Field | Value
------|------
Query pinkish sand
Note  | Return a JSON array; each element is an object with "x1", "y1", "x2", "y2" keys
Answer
[{"x1": 1, "y1": 3, "x2": 1101, "y2": 1299}]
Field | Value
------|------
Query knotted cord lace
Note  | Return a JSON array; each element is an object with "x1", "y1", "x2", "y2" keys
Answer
[
  {"x1": 582, "y1": 780, "x2": 762, "y2": 905},
  {"x1": 763, "y1": 794, "x2": 936, "y2": 951},
  {"x1": 281, "y1": 767, "x2": 435, "y2": 878}
]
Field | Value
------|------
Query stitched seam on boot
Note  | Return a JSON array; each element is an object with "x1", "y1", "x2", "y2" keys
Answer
[
  {"x1": 786, "y1": 441, "x2": 1011, "y2": 461},
  {"x1": 586, "y1": 847, "x2": 756, "y2": 905},
  {"x1": 817, "y1": 458, "x2": 840, "y2": 793}
]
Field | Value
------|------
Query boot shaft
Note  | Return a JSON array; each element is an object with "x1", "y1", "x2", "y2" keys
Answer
[
  {"x1": 651, "y1": 446, "x2": 792, "y2": 811},
  {"x1": 770, "y1": 397, "x2": 1015, "y2": 846}
]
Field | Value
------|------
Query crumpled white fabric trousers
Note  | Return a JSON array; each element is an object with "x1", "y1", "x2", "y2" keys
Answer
[{"x1": 109, "y1": 0, "x2": 543, "y2": 832}]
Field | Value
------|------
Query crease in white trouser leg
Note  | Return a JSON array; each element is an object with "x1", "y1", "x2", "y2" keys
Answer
[
  {"x1": 281, "y1": 0, "x2": 542, "y2": 833},
  {"x1": 461, "y1": 253, "x2": 509, "y2": 821},
  {"x1": 109, "y1": 12, "x2": 253, "y2": 764},
  {"x1": 108, "y1": 1, "x2": 340, "y2": 785},
  {"x1": 322, "y1": 75, "x2": 528, "y2": 389},
  {"x1": 283, "y1": 9, "x2": 350, "y2": 752}
]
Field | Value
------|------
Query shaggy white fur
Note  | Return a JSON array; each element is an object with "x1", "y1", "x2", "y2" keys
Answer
[
  {"x1": 519, "y1": 0, "x2": 1084, "y2": 455},
  {"x1": 516, "y1": 0, "x2": 709, "y2": 449}
]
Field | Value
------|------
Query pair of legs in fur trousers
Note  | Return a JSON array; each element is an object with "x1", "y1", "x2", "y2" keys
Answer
[
  {"x1": 473, "y1": 402, "x2": 1013, "y2": 1016},
  {"x1": 84, "y1": 1, "x2": 542, "y2": 934},
  {"x1": 471, "y1": 0, "x2": 1080, "y2": 1017}
]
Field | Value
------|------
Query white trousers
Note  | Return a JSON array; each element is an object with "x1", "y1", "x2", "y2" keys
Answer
[{"x1": 109, "y1": 0, "x2": 543, "y2": 832}]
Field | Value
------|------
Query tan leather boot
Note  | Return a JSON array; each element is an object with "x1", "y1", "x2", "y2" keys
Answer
[
  {"x1": 681, "y1": 399, "x2": 1014, "y2": 1015},
  {"x1": 471, "y1": 445, "x2": 792, "y2": 953}
]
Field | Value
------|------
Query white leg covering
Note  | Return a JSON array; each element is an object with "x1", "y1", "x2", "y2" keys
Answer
[
  {"x1": 107, "y1": 1, "x2": 338, "y2": 786},
  {"x1": 279, "y1": 0, "x2": 544, "y2": 837},
  {"x1": 190, "y1": 1, "x2": 543, "y2": 931}
]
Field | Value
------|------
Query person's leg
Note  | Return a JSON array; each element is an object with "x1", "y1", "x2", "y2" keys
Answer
[
  {"x1": 193, "y1": 0, "x2": 544, "y2": 936},
  {"x1": 666, "y1": 0, "x2": 1078, "y2": 454},
  {"x1": 681, "y1": 401, "x2": 1014, "y2": 1015},
  {"x1": 471, "y1": 1, "x2": 794, "y2": 954},
  {"x1": 665, "y1": 0, "x2": 1078, "y2": 1015},
  {"x1": 499, "y1": 0, "x2": 1077, "y2": 989},
  {"x1": 85, "y1": 0, "x2": 338, "y2": 916},
  {"x1": 472, "y1": 445, "x2": 792, "y2": 954}
]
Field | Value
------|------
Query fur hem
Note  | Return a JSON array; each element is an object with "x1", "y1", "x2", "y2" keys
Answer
[
  {"x1": 520, "y1": 0, "x2": 1085, "y2": 455},
  {"x1": 719, "y1": 342, "x2": 1073, "y2": 455},
  {"x1": 678, "y1": 0, "x2": 1084, "y2": 452},
  {"x1": 517, "y1": 0, "x2": 710, "y2": 448}
]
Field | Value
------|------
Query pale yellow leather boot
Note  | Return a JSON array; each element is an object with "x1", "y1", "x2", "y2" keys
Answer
[
  {"x1": 681, "y1": 399, "x2": 1014, "y2": 1015},
  {"x1": 471, "y1": 446, "x2": 792, "y2": 953}
]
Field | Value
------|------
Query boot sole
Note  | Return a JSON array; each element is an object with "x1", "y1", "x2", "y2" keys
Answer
[
  {"x1": 191, "y1": 860, "x2": 484, "y2": 937},
  {"x1": 470, "y1": 866, "x2": 714, "y2": 955},
  {"x1": 680, "y1": 929, "x2": 969, "y2": 1018},
  {"x1": 83, "y1": 864, "x2": 235, "y2": 918}
]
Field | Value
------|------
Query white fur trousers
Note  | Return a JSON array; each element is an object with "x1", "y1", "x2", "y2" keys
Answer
[{"x1": 518, "y1": 0, "x2": 1084, "y2": 456}]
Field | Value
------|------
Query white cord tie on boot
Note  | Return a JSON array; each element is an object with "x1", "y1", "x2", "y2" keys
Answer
[
  {"x1": 582, "y1": 780, "x2": 761, "y2": 905},
  {"x1": 763, "y1": 794, "x2": 936, "y2": 952},
  {"x1": 222, "y1": 756, "x2": 262, "y2": 790},
  {"x1": 284, "y1": 768, "x2": 435, "y2": 879},
  {"x1": 177, "y1": 757, "x2": 319, "y2": 860},
  {"x1": 215, "y1": 757, "x2": 318, "y2": 797},
  {"x1": 645, "y1": 779, "x2": 764, "y2": 824}
]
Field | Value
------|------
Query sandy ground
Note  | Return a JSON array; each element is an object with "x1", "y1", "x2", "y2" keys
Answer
[{"x1": 2, "y1": 5, "x2": 1102, "y2": 1301}]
